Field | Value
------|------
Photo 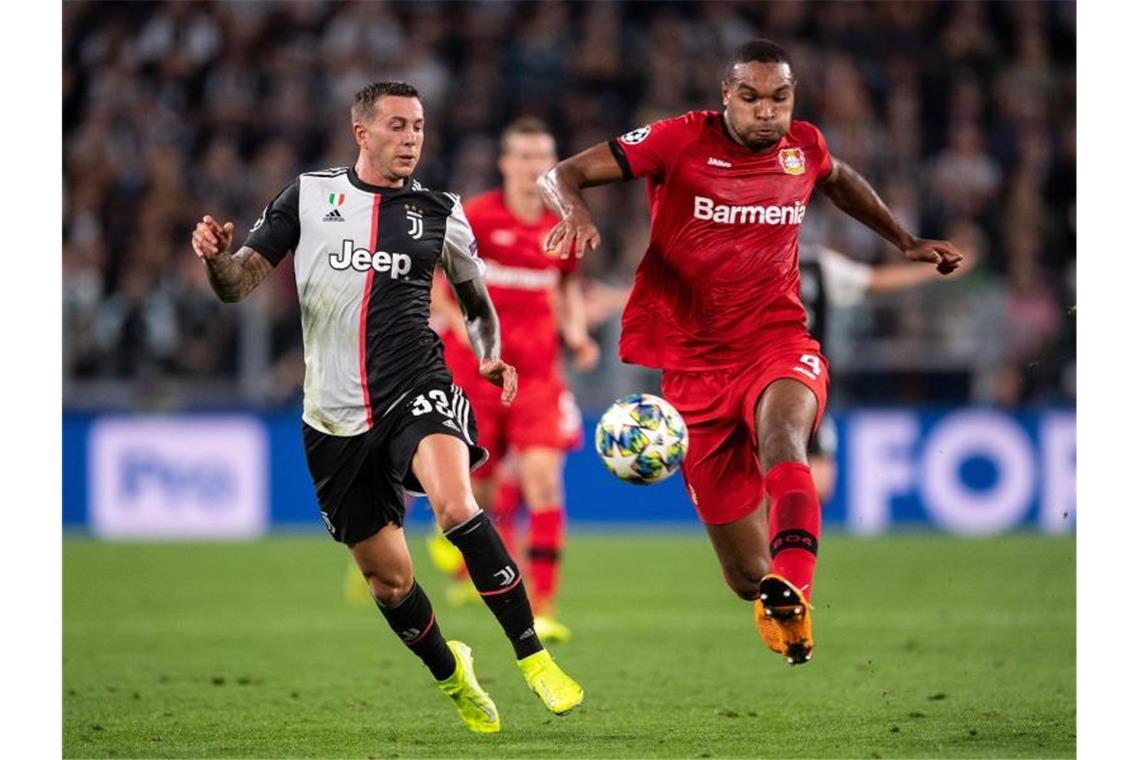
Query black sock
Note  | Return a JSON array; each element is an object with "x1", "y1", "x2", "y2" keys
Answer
[
  {"x1": 376, "y1": 581, "x2": 456, "y2": 681},
  {"x1": 446, "y1": 511, "x2": 543, "y2": 659}
]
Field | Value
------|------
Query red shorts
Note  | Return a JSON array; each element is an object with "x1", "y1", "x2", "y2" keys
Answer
[
  {"x1": 465, "y1": 375, "x2": 584, "y2": 479},
  {"x1": 660, "y1": 337, "x2": 829, "y2": 526}
]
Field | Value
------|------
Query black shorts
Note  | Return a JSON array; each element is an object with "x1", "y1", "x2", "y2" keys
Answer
[
  {"x1": 303, "y1": 380, "x2": 489, "y2": 544},
  {"x1": 807, "y1": 412, "x2": 838, "y2": 459}
]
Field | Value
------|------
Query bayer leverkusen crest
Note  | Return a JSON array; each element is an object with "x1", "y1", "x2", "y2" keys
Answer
[{"x1": 779, "y1": 148, "x2": 806, "y2": 175}]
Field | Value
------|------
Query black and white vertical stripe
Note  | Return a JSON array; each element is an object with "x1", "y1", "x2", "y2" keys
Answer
[{"x1": 451, "y1": 383, "x2": 475, "y2": 445}]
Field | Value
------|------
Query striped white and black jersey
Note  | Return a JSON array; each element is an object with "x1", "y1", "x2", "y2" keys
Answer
[
  {"x1": 244, "y1": 167, "x2": 485, "y2": 437},
  {"x1": 798, "y1": 243, "x2": 873, "y2": 348}
]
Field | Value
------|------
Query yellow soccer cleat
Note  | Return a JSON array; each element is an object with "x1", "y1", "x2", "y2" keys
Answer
[
  {"x1": 427, "y1": 525, "x2": 465, "y2": 575},
  {"x1": 754, "y1": 573, "x2": 814, "y2": 665},
  {"x1": 517, "y1": 648, "x2": 584, "y2": 715},
  {"x1": 437, "y1": 641, "x2": 501, "y2": 734},
  {"x1": 534, "y1": 614, "x2": 572, "y2": 644}
]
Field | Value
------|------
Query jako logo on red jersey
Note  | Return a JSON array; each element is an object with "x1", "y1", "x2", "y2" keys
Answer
[
  {"x1": 693, "y1": 196, "x2": 807, "y2": 225},
  {"x1": 330, "y1": 240, "x2": 412, "y2": 278}
]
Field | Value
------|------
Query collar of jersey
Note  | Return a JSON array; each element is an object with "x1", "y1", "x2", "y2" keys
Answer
[{"x1": 348, "y1": 167, "x2": 412, "y2": 195}]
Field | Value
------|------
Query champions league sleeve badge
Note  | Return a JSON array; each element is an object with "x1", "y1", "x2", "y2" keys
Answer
[
  {"x1": 779, "y1": 147, "x2": 806, "y2": 175},
  {"x1": 620, "y1": 126, "x2": 651, "y2": 145}
]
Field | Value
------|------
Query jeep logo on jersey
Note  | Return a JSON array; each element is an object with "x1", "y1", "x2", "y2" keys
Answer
[
  {"x1": 693, "y1": 195, "x2": 807, "y2": 225},
  {"x1": 405, "y1": 204, "x2": 424, "y2": 240},
  {"x1": 329, "y1": 240, "x2": 413, "y2": 277}
]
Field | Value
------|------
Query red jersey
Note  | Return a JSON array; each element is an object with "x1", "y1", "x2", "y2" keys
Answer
[
  {"x1": 609, "y1": 111, "x2": 833, "y2": 370},
  {"x1": 441, "y1": 189, "x2": 576, "y2": 380}
]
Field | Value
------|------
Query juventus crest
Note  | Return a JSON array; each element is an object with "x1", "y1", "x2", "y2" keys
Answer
[{"x1": 405, "y1": 204, "x2": 424, "y2": 240}]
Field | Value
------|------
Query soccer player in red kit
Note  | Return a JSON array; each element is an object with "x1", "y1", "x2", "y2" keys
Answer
[
  {"x1": 434, "y1": 118, "x2": 598, "y2": 642},
  {"x1": 539, "y1": 40, "x2": 963, "y2": 665}
]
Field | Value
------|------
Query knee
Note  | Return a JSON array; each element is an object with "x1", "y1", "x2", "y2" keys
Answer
[
  {"x1": 526, "y1": 472, "x2": 562, "y2": 510},
  {"x1": 366, "y1": 569, "x2": 414, "y2": 607},
  {"x1": 433, "y1": 492, "x2": 480, "y2": 532},
  {"x1": 722, "y1": 560, "x2": 771, "y2": 601},
  {"x1": 757, "y1": 424, "x2": 808, "y2": 472}
]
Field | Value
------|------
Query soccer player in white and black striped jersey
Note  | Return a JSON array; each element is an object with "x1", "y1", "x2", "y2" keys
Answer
[{"x1": 190, "y1": 81, "x2": 583, "y2": 733}]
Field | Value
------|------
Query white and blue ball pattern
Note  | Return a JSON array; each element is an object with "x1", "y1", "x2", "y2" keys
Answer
[{"x1": 595, "y1": 393, "x2": 689, "y2": 485}]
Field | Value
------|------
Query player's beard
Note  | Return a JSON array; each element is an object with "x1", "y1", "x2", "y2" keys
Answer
[
  {"x1": 742, "y1": 123, "x2": 785, "y2": 151},
  {"x1": 746, "y1": 135, "x2": 780, "y2": 151},
  {"x1": 726, "y1": 112, "x2": 784, "y2": 152}
]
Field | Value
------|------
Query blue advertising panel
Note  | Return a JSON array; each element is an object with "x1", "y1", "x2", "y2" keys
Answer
[
  {"x1": 831, "y1": 409, "x2": 1075, "y2": 535},
  {"x1": 62, "y1": 408, "x2": 1075, "y2": 536}
]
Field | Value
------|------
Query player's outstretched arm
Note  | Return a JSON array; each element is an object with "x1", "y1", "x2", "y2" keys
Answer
[
  {"x1": 538, "y1": 143, "x2": 625, "y2": 260},
  {"x1": 191, "y1": 215, "x2": 274, "y2": 303},
  {"x1": 868, "y1": 255, "x2": 976, "y2": 293},
  {"x1": 452, "y1": 277, "x2": 518, "y2": 405},
  {"x1": 819, "y1": 160, "x2": 964, "y2": 275}
]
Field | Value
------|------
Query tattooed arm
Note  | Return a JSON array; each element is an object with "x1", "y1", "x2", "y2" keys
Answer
[
  {"x1": 190, "y1": 215, "x2": 275, "y2": 302},
  {"x1": 438, "y1": 193, "x2": 517, "y2": 405},
  {"x1": 451, "y1": 277, "x2": 500, "y2": 362},
  {"x1": 452, "y1": 277, "x2": 517, "y2": 405}
]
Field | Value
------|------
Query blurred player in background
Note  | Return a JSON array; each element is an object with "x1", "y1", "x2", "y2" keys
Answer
[
  {"x1": 797, "y1": 242, "x2": 976, "y2": 502},
  {"x1": 540, "y1": 40, "x2": 962, "y2": 665},
  {"x1": 429, "y1": 119, "x2": 599, "y2": 644},
  {"x1": 190, "y1": 81, "x2": 583, "y2": 733}
]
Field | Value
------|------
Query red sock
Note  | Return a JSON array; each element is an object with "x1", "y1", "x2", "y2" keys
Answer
[
  {"x1": 528, "y1": 507, "x2": 565, "y2": 614},
  {"x1": 492, "y1": 477, "x2": 524, "y2": 560},
  {"x1": 765, "y1": 462, "x2": 821, "y2": 602}
]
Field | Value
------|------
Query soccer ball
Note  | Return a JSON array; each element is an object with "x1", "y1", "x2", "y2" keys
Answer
[{"x1": 595, "y1": 393, "x2": 688, "y2": 485}]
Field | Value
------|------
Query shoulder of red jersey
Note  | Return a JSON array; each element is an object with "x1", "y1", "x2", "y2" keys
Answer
[
  {"x1": 462, "y1": 189, "x2": 503, "y2": 217},
  {"x1": 610, "y1": 110, "x2": 714, "y2": 181},
  {"x1": 615, "y1": 109, "x2": 710, "y2": 143},
  {"x1": 787, "y1": 120, "x2": 825, "y2": 144}
]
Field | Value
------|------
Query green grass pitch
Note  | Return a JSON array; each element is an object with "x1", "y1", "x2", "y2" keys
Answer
[{"x1": 64, "y1": 532, "x2": 1074, "y2": 758}]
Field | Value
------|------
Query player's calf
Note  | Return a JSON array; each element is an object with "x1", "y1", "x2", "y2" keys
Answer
[
  {"x1": 375, "y1": 580, "x2": 457, "y2": 681},
  {"x1": 446, "y1": 511, "x2": 544, "y2": 659},
  {"x1": 764, "y1": 462, "x2": 820, "y2": 602},
  {"x1": 527, "y1": 506, "x2": 565, "y2": 614},
  {"x1": 756, "y1": 462, "x2": 820, "y2": 667}
]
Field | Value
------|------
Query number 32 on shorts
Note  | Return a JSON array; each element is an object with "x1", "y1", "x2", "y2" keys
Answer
[
  {"x1": 411, "y1": 389, "x2": 453, "y2": 417},
  {"x1": 794, "y1": 354, "x2": 822, "y2": 380}
]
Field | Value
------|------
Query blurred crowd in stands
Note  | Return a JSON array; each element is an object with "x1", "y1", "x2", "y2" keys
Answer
[{"x1": 63, "y1": 0, "x2": 1076, "y2": 411}]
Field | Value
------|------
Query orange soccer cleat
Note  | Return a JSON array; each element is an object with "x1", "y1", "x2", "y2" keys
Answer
[{"x1": 754, "y1": 573, "x2": 813, "y2": 665}]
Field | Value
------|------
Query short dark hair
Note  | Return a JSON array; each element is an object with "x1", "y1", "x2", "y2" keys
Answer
[
  {"x1": 352, "y1": 81, "x2": 420, "y2": 123},
  {"x1": 500, "y1": 116, "x2": 552, "y2": 154},
  {"x1": 723, "y1": 39, "x2": 793, "y2": 83}
]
